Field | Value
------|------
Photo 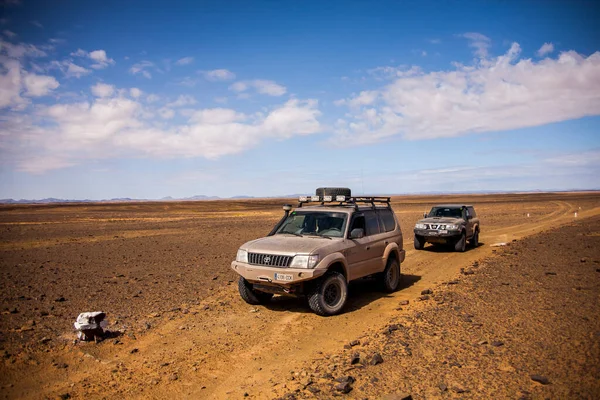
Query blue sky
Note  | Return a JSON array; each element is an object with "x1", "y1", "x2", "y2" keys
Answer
[{"x1": 0, "y1": 0, "x2": 599, "y2": 199}]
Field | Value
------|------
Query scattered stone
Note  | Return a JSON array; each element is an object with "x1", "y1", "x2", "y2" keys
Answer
[
  {"x1": 349, "y1": 340, "x2": 360, "y2": 347},
  {"x1": 74, "y1": 312, "x2": 105, "y2": 341},
  {"x1": 334, "y1": 381, "x2": 352, "y2": 394},
  {"x1": 477, "y1": 340, "x2": 488, "y2": 345},
  {"x1": 421, "y1": 289, "x2": 433, "y2": 295},
  {"x1": 334, "y1": 375, "x2": 355, "y2": 384},
  {"x1": 439, "y1": 383, "x2": 448, "y2": 392},
  {"x1": 169, "y1": 374, "x2": 178, "y2": 381},
  {"x1": 448, "y1": 280, "x2": 459, "y2": 285},
  {"x1": 130, "y1": 348, "x2": 139, "y2": 354},
  {"x1": 545, "y1": 272, "x2": 557, "y2": 276},
  {"x1": 8, "y1": 307, "x2": 18, "y2": 314},
  {"x1": 452, "y1": 387, "x2": 466, "y2": 393},
  {"x1": 370, "y1": 353, "x2": 384, "y2": 365},
  {"x1": 54, "y1": 362, "x2": 68, "y2": 369},
  {"x1": 39, "y1": 337, "x2": 51, "y2": 344},
  {"x1": 381, "y1": 394, "x2": 412, "y2": 400},
  {"x1": 55, "y1": 297, "x2": 66, "y2": 302},
  {"x1": 350, "y1": 353, "x2": 360, "y2": 365},
  {"x1": 370, "y1": 377, "x2": 379, "y2": 383},
  {"x1": 385, "y1": 324, "x2": 401, "y2": 334},
  {"x1": 148, "y1": 312, "x2": 161, "y2": 318},
  {"x1": 530, "y1": 375, "x2": 550, "y2": 385},
  {"x1": 399, "y1": 300, "x2": 409, "y2": 306},
  {"x1": 307, "y1": 386, "x2": 320, "y2": 394},
  {"x1": 462, "y1": 269, "x2": 474, "y2": 275},
  {"x1": 418, "y1": 295, "x2": 430, "y2": 301},
  {"x1": 57, "y1": 394, "x2": 71, "y2": 400},
  {"x1": 580, "y1": 258, "x2": 587, "y2": 263},
  {"x1": 491, "y1": 341, "x2": 504, "y2": 347},
  {"x1": 160, "y1": 362, "x2": 170, "y2": 367}
]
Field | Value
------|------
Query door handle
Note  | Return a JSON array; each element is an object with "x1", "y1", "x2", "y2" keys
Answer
[
  {"x1": 366, "y1": 246, "x2": 371, "y2": 250},
  {"x1": 384, "y1": 240, "x2": 389, "y2": 245}
]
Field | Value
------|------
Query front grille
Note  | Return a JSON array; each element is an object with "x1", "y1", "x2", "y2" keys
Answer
[
  {"x1": 426, "y1": 224, "x2": 446, "y2": 230},
  {"x1": 248, "y1": 253, "x2": 292, "y2": 268}
]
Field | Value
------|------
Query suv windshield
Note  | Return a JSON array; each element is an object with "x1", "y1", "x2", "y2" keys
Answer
[
  {"x1": 428, "y1": 207, "x2": 463, "y2": 219},
  {"x1": 277, "y1": 211, "x2": 348, "y2": 238}
]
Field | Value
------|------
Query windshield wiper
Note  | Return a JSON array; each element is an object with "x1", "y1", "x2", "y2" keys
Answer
[{"x1": 308, "y1": 233, "x2": 332, "y2": 240}]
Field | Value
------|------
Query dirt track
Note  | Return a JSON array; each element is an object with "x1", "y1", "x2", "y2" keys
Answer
[{"x1": 0, "y1": 192, "x2": 599, "y2": 399}]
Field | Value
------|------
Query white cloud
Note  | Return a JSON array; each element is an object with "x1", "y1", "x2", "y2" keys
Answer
[
  {"x1": 91, "y1": 83, "x2": 114, "y2": 98},
  {"x1": 334, "y1": 44, "x2": 600, "y2": 144},
  {"x1": 64, "y1": 62, "x2": 91, "y2": 78},
  {"x1": 129, "y1": 61, "x2": 153, "y2": 79},
  {"x1": 158, "y1": 107, "x2": 175, "y2": 119},
  {"x1": 537, "y1": 42, "x2": 554, "y2": 57},
  {"x1": 30, "y1": 20, "x2": 43, "y2": 28},
  {"x1": 23, "y1": 73, "x2": 59, "y2": 96},
  {"x1": 2, "y1": 93, "x2": 321, "y2": 172},
  {"x1": 202, "y1": 69, "x2": 236, "y2": 81},
  {"x1": 460, "y1": 32, "x2": 491, "y2": 58},
  {"x1": 0, "y1": 40, "x2": 58, "y2": 109},
  {"x1": 167, "y1": 95, "x2": 196, "y2": 108},
  {"x1": 229, "y1": 79, "x2": 286, "y2": 96},
  {"x1": 129, "y1": 87, "x2": 142, "y2": 98},
  {"x1": 146, "y1": 94, "x2": 160, "y2": 103},
  {"x1": 2, "y1": 30, "x2": 16, "y2": 38},
  {"x1": 71, "y1": 48, "x2": 115, "y2": 69},
  {"x1": 175, "y1": 57, "x2": 194, "y2": 66},
  {"x1": 88, "y1": 50, "x2": 115, "y2": 69}
]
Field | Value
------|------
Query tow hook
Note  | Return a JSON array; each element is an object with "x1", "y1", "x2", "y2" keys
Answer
[{"x1": 258, "y1": 276, "x2": 272, "y2": 282}]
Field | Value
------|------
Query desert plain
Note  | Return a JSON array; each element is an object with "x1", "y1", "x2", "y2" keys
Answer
[{"x1": 0, "y1": 192, "x2": 599, "y2": 399}]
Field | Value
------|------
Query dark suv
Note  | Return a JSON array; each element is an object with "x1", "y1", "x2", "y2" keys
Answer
[{"x1": 413, "y1": 204, "x2": 480, "y2": 252}]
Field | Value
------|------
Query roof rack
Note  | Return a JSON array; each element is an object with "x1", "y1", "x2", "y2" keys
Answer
[{"x1": 297, "y1": 195, "x2": 391, "y2": 210}]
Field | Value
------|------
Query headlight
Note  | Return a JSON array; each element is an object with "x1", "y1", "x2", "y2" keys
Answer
[
  {"x1": 415, "y1": 223, "x2": 427, "y2": 229},
  {"x1": 446, "y1": 224, "x2": 459, "y2": 230},
  {"x1": 290, "y1": 255, "x2": 319, "y2": 269},
  {"x1": 236, "y1": 249, "x2": 248, "y2": 263}
]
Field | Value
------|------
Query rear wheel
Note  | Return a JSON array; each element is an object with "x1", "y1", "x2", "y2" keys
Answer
[
  {"x1": 307, "y1": 272, "x2": 348, "y2": 316},
  {"x1": 469, "y1": 229, "x2": 479, "y2": 248},
  {"x1": 238, "y1": 277, "x2": 274, "y2": 305},
  {"x1": 380, "y1": 258, "x2": 401, "y2": 292},
  {"x1": 454, "y1": 232, "x2": 466, "y2": 252},
  {"x1": 414, "y1": 235, "x2": 425, "y2": 250}
]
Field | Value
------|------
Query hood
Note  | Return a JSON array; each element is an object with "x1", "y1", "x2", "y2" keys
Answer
[
  {"x1": 417, "y1": 217, "x2": 464, "y2": 225},
  {"x1": 242, "y1": 234, "x2": 339, "y2": 255}
]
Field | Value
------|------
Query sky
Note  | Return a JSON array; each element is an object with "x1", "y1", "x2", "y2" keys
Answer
[{"x1": 0, "y1": 0, "x2": 599, "y2": 199}]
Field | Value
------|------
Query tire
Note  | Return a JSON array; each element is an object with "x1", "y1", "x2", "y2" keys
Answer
[
  {"x1": 380, "y1": 258, "x2": 401, "y2": 293},
  {"x1": 315, "y1": 187, "x2": 351, "y2": 198},
  {"x1": 469, "y1": 229, "x2": 479, "y2": 248},
  {"x1": 414, "y1": 235, "x2": 425, "y2": 250},
  {"x1": 454, "y1": 232, "x2": 466, "y2": 252},
  {"x1": 238, "y1": 277, "x2": 274, "y2": 305},
  {"x1": 307, "y1": 272, "x2": 348, "y2": 316}
]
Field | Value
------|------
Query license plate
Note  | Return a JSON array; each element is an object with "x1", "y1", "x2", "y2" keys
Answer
[
  {"x1": 439, "y1": 230, "x2": 448, "y2": 234},
  {"x1": 274, "y1": 273, "x2": 293, "y2": 282}
]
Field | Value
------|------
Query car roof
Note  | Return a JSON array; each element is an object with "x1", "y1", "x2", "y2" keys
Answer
[{"x1": 431, "y1": 204, "x2": 474, "y2": 208}]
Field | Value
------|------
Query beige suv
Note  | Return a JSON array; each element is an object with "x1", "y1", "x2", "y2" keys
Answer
[{"x1": 231, "y1": 188, "x2": 405, "y2": 316}]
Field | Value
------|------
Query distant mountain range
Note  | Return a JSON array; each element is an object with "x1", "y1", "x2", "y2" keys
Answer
[{"x1": 0, "y1": 189, "x2": 597, "y2": 204}]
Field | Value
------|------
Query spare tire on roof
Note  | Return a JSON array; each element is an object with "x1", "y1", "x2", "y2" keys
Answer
[{"x1": 315, "y1": 187, "x2": 352, "y2": 198}]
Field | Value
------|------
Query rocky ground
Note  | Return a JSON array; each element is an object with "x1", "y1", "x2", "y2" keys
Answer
[
  {"x1": 273, "y1": 216, "x2": 600, "y2": 399},
  {"x1": 0, "y1": 193, "x2": 598, "y2": 399}
]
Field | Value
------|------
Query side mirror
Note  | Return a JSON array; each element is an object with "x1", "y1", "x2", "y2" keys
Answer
[
  {"x1": 350, "y1": 228, "x2": 365, "y2": 239},
  {"x1": 423, "y1": 212, "x2": 428, "y2": 218},
  {"x1": 282, "y1": 204, "x2": 292, "y2": 212}
]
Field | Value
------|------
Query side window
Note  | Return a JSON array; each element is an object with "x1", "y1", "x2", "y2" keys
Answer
[
  {"x1": 468, "y1": 207, "x2": 477, "y2": 218},
  {"x1": 378, "y1": 209, "x2": 396, "y2": 232},
  {"x1": 464, "y1": 207, "x2": 469, "y2": 219},
  {"x1": 349, "y1": 215, "x2": 366, "y2": 234},
  {"x1": 364, "y1": 211, "x2": 381, "y2": 236}
]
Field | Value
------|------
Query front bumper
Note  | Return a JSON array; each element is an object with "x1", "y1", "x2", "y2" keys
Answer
[
  {"x1": 414, "y1": 229, "x2": 461, "y2": 242},
  {"x1": 230, "y1": 261, "x2": 326, "y2": 285}
]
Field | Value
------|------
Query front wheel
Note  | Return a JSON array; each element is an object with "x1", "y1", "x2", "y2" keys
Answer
[
  {"x1": 307, "y1": 272, "x2": 348, "y2": 316},
  {"x1": 414, "y1": 235, "x2": 425, "y2": 250},
  {"x1": 380, "y1": 258, "x2": 401, "y2": 293},
  {"x1": 454, "y1": 232, "x2": 466, "y2": 252},
  {"x1": 238, "y1": 277, "x2": 274, "y2": 305},
  {"x1": 470, "y1": 229, "x2": 479, "y2": 248}
]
